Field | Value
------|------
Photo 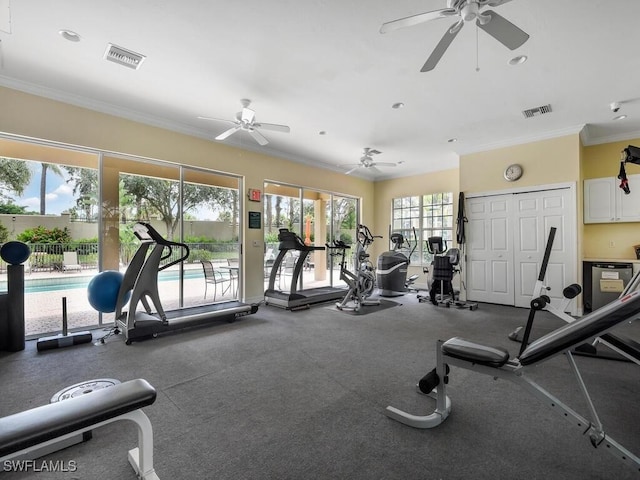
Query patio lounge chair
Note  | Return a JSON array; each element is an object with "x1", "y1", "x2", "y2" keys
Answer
[{"x1": 62, "y1": 251, "x2": 82, "y2": 272}]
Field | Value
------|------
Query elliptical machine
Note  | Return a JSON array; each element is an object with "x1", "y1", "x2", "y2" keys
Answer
[
  {"x1": 327, "y1": 224, "x2": 379, "y2": 312},
  {"x1": 376, "y1": 227, "x2": 417, "y2": 297}
]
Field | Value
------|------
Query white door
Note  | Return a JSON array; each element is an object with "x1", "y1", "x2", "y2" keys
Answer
[
  {"x1": 466, "y1": 195, "x2": 514, "y2": 305},
  {"x1": 512, "y1": 188, "x2": 576, "y2": 309},
  {"x1": 466, "y1": 185, "x2": 577, "y2": 312}
]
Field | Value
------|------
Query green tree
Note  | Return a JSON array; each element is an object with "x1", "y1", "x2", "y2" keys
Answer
[
  {"x1": 0, "y1": 157, "x2": 32, "y2": 201},
  {"x1": 0, "y1": 203, "x2": 34, "y2": 214},
  {"x1": 205, "y1": 188, "x2": 238, "y2": 227},
  {"x1": 63, "y1": 167, "x2": 98, "y2": 220},
  {"x1": 120, "y1": 175, "x2": 222, "y2": 239},
  {"x1": 0, "y1": 222, "x2": 8, "y2": 243},
  {"x1": 39, "y1": 163, "x2": 64, "y2": 215},
  {"x1": 265, "y1": 194, "x2": 273, "y2": 233},
  {"x1": 275, "y1": 196, "x2": 282, "y2": 229}
]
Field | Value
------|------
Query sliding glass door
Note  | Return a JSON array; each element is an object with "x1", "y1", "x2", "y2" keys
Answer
[
  {"x1": 103, "y1": 155, "x2": 242, "y2": 319},
  {"x1": 263, "y1": 181, "x2": 359, "y2": 291},
  {"x1": 0, "y1": 137, "x2": 99, "y2": 337}
]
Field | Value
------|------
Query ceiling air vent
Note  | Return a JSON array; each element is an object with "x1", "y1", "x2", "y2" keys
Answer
[
  {"x1": 522, "y1": 104, "x2": 552, "y2": 119},
  {"x1": 104, "y1": 43, "x2": 146, "y2": 70}
]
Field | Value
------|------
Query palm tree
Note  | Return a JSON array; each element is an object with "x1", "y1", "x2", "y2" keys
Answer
[{"x1": 39, "y1": 163, "x2": 63, "y2": 215}]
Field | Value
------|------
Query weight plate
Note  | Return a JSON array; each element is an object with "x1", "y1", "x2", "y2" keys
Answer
[{"x1": 50, "y1": 378, "x2": 121, "y2": 403}]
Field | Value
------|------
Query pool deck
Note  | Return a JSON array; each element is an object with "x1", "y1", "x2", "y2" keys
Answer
[{"x1": 6, "y1": 262, "x2": 338, "y2": 338}]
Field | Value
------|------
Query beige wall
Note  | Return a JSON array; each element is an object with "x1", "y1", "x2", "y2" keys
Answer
[
  {"x1": 0, "y1": 86, "x2": 374, "y2": 302},
  {"x1": 460, "y1": 134, "x2": 584, "y2": 285},
  {"x1": 460, "y1": 134, "x2": 581, "y2": 193},
  {"x1": 582, "y1": 136, "x2": 640, "y2": 260}
]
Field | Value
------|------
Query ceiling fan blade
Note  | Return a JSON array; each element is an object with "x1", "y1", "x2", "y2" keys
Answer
[
  {"x1": 198, "y1": 116, "x2": 237, "y2": 125},
  {"x1": 215, "y1": 126, "x2": 241, "y2": 141},
  {"x1": 241, "y1": 107, "x2": 256, "y2": 124},
  {"x1": 477, "y1": 10, "x2": 529, "y2": 50},
  {"x1": 380, "y1": 8, "x2": 458, "y2": 34},
  {"x1": 344, "y1": 165, "x2": 362, "y2": 175},
  {"x1": 421, "y1": 20, "x2": 464, "y2": 72},
  {"x1": 248, "y1": 128, "x2": 269, "y2": 146},
  {"x1": 481, "y1": 0, "x2": 514, "y2": 7},
  {"x1": 372, "y1": 162, "x2": 397, "y2": 167},
  {"x1": 254, "y1": 122, "x2": 290, "y2": 133}
]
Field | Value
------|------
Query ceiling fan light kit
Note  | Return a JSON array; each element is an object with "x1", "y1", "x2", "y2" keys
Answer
[
  {"x1": 199, "y1": 99, "x2": 290, "y2": 146},
  {"x1": 381, "y1": 0, "x2": 530, "y2": 72},
  {"x1": 340, "y1": 148, "x2": 399, "y2": 175}
]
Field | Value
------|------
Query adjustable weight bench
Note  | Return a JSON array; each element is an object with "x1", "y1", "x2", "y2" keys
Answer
[
  {"x1": 386, "y1": 290, "x2": 640, "y2": 473},
  {"x1": 0, "y1": 378, "x2": 159, "y2": 480}
]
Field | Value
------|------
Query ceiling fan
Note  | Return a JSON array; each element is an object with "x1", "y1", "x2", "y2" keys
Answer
[
  {"x1": 340, "y1": 148, "x2": 397, "y2": 175},
  {"x1": 380, "y1": 0, "x2": 529, "y2": 72},
  {"x1": 198, "y1": 99, "x2": 290, "y2": 146}
]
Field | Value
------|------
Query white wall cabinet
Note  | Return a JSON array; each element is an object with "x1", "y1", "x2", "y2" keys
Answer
[{"x1": 584, "y1": 175, "x2": 640, "y2": 223}]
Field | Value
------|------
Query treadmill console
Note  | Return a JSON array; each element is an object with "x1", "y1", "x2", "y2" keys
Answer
[{"x1": 277, "y1": 228, "x2": 324, "y2": 251}]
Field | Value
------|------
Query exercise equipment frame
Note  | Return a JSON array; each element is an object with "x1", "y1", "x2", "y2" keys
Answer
[
  {"x1": 0, "y1": 379, "x2": 159, "y2": 479},
  {"x1": 386, "y1": 291, "x2": 640, "y2": 473}
]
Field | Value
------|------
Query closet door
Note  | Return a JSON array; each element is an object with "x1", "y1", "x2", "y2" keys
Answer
[
  {"x1": 513, "y1": 189, "x2": 576, "y2": 309},
  {"x1": 466, "y1": 195, "x2": 514, "y2": 305},
  {"x1": 466, "y1": 186, "x2": 577, "y2": 311}
]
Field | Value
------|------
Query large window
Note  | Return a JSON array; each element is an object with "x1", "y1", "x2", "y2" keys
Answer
[
  {"x1": 392, "y1": 193, "x2": 454, "y2": 265},
  {"x1": 0, "y1": 138, "x2": 99, "y2": 337}
]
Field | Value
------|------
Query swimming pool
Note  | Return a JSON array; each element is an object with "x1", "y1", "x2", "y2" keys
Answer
[{"x1": 0, "y1": 269, "x2": 205, "y2": 294}]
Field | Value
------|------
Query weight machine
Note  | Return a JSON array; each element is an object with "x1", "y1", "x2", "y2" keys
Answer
[{"x1": 419, "y1": 236, "x2": 477, "y2": 310}]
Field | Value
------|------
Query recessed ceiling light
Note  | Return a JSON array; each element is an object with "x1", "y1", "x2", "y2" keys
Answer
[
  {"x1": 508, "y1": 55, "x2": 527, "y2": 65},
  {"x1": 447, "y1": 138, "x2": 457, "y2": 143},
  {"x1": 59, "y1": 30, "x2": 81, "y2": 42},
  {"x1": 614, "y1": 115, "x2": 627, "y2": 121},
  {"x1": 392, "y1": 102, "x2": 405, "y2": 109}
]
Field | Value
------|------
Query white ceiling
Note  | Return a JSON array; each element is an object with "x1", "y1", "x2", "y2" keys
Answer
[{"x1": 1, "y1": 0, "x2": 639, "y2": 180}]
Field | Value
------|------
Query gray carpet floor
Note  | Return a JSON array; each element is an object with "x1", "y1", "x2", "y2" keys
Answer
[{"x1": 1, "y1": 295, "x2": 638, "y2": 480}]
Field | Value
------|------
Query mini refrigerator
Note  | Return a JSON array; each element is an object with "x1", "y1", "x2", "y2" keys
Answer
[{"x1": 591, "y1": 262, "x2": 634, "y2": 311}]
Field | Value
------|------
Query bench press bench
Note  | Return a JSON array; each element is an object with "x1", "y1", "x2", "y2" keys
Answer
[
  {"x1": 0, "y1": 378, "x2": 159, "y2": 480},
  {"x1": 386, "y1": 290, "x2": 640, "y2": 473}
]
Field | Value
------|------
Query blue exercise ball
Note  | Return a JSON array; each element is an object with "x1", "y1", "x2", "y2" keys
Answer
[
  {"x1": 87, "y1": 270, "x2": 130, "y2": 313},
  {"x1": 0, "y1": 241, "x2": 31, "y2": 265}
]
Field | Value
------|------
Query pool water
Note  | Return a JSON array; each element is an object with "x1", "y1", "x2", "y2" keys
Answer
[{"x1": 0, "y1": 269, "x2": 205, "y2": 294}]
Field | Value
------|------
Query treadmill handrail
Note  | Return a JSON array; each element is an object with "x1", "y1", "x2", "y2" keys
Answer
[{"x1": 135, "y1": 222, "x2": 190, "y2": 271}]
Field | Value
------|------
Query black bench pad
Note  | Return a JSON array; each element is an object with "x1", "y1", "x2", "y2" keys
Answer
[
  {"x1": 0, "y1": 378, "x2": 156, "y2": 457},
  {"x1": 520, "y1": 290, "x2": 640, "y2": 365},
  {"x1": 442, "y1": 337, "x2": 510, "y2": 367}
]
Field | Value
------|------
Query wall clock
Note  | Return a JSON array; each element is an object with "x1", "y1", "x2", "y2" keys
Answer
[{"x1": 504, "y1": 164, "x2": 523, "y2": 182}]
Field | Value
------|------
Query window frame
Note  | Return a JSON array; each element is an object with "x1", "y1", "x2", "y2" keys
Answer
[{"x1": 391, "y1": 192, "x2": 454, "y2": 265}]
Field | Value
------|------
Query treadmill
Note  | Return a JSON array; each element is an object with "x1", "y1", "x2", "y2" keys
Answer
[
  {"x1": 114, "y1": 222, "x2": 258, "y2": 344},
  {"x1": 264, "y1": 228, "x2": 347, "y2": 310}
]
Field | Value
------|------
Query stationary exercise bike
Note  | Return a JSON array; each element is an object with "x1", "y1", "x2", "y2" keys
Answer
[{"x1": 327, "y1": 224, "x2": 379, "y2": 312}]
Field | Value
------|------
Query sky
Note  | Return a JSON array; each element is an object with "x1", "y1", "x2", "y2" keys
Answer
[
  {"x1": 13, "y1": 160, "x2": 221, "y2": 220},
  {"x1": 18, "y1": 161, "x2": 78, "y2": 215}
]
